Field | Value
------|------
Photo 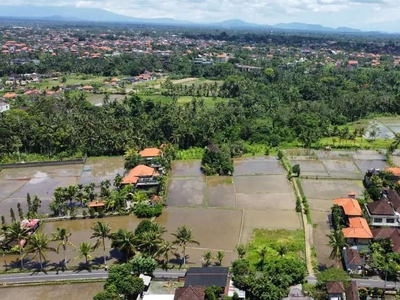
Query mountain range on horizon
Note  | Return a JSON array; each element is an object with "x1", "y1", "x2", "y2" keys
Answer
[{"x1": 0, "y1": 5, "x2": 394, "y2": 33}]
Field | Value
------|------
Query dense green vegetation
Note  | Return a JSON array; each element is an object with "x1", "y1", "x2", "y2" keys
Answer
[
  {"x1": 231, "y1": 229, "x2": 306, "y2": 300},
  {"x1": 3, "y1": 52, "x2": 400, "y2": 161}
]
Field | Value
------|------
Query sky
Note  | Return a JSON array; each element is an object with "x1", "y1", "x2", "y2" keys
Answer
[{"x1": 2, "y1": 0, "x2": 400, "y2": 31}]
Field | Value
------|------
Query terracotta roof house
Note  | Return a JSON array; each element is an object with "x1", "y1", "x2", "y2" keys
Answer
[
  {"x1": 174, "y1": 286, "x2": 205, "y2": 300},
  {"x1": 139, "y1": 148, "x2": 162, "y2": 159},
  {"x1": 184, "y1": 267, "x2": 230, "y2": 295},
  {"x1": 385, "y1": 167, "x2": 400, "y2": 177},
  {"x1": 333, "y1": 198, "x2": 362, "y2": 216},
  {"x1": 342, "y1": 248, "x2": 364, "y2": 274},
  {"x1": 326, "y1": 281, "x2": 346, "y2": 300},
  {"x1": 122, "y1": 165, "x2": 160, "y2": 187},
  {"x1": 88, "y1": 201, "x2": 105, "y2": 208},
  {"x1": 3, "y1": 92, "x2": 17, "y2": 99},
  {"x1": 372, "y1": 228, "x2": 400, "y2": 253},
  {"x1": 342, "y1": 217, "x2": 373, "y2": 246}
]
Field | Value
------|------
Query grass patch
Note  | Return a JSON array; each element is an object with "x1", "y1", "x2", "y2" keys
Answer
[
  {"x1": 247, "y1": 229, "x2": 305, "y2": 266},
  {"x1": 175, "y1": 147, "x2": 204, "y2": 160}
]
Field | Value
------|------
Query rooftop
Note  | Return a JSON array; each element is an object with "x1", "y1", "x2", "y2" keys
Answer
[
  {"x1": 385, "y1": 167, "x2": 400, "y2": 177},
  {"x1": 372, "y1": 228, "x2": 400, "y2": 253},
  {"x1": 139, "y1": 148, "x2": 162, "y2": 157},
  {"x1": 342, "y1": 217, "x2": 373, "y2": 239},
  {"x1": 122, "y1": 164, "x2": 158, "y2": 184},
  {"x1": 366, "y1": 200, "x2": 395, "y2": 215},
  {"x1": 174, "y1": 286, "x2": 205, "y2": 300},
  {"x1": 184, "y1": 267, "x2": 229, "y2": 288},
  {"x1": 334, "y1": 198, "x2": 362, "y2": 216},
  {"x1": 326, "y1": 281, "x2": 345, "y2": 294}
]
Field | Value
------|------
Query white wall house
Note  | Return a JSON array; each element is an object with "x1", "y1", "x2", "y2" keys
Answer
[{"x1": 0, "y1": 101, "x2": 10, "y2": 113}]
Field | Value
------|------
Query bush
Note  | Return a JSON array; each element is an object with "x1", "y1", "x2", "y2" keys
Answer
[
  {"x1": 82, "y1": 210, "x2": 88, "y2": 219},
  {"x1": 133, "y1": 203, "x2": 163, "y2": 218},
  {"x1": 277, "y1": 149, "x2": 284, "y2": 160},
  {"x1": 295, "y1": 197, "x2": 302, "y2": 213}
]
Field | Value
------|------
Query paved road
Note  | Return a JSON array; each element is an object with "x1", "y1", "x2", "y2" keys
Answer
[
  {"x1": 0, "y1": 269, "x2": 186, "y2": 284},
  {"x1": 306, "y1": 276, "x2": 399, "y2": 289}
]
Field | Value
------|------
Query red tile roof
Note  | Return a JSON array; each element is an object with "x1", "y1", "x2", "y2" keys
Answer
[
  {"x1": 326, "y1": 281, "x2": 345, "y2": 294},
  {"x1": 88, "y1": 201, "x2": 105, "y2": 208},
  {"x1": 342, "y1": 217, "x2": 373, "y2": 239},
  {"x1": 333, "y1": 198, "x2": 362, "y2": 216},
  {"x1": 174, "y1": 286, "x2": 205, "y2": 300},
  {"x1": 139, "y1": 148, "x2": 162, "y2": 157},
  {"x1": 386, "y1": 167, "x2": 400, "y2": 176},
  {"x1": 122, "y1": 165, "x2": 158, "y2": 184}
]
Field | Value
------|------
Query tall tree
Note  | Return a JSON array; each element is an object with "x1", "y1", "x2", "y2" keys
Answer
[
  {"x1": 327, "y1": 230, "x2": 347, "y2": 267},
  {"x1": 91, "y1": 221, "x2": 111, "y2": 265},
  {"x1": 52, "y1": 227, "x2": 75, "y2": 269},
  {"x1": 24, "y1": 233, "x2": 55, "y2": 271},
  {"x1": 75, "y1": 241, "x2": 95, "y2": 270},
  {"x1": 110, "y1": 229, "x2": 136, "y2": 262},
  {"x1": 172, "y1": 225, "x2": 200, "y2": 266},
  {"x1": 6, "y1": 222, "x2": 29, "y2": 269}
]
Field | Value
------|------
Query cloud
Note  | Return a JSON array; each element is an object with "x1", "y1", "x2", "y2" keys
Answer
[{"x1": 1, "y1": 0, "x2": 400, "y2": 29}]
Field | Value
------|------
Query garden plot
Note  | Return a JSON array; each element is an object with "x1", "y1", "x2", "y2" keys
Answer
[
  {"x1": 307, "y1": 198, "x2": 336, "y2": 212},
  {"x1": 171, "y1": 160, "x2": 202, "y2": 177},
  {"x1": 314, "y1": 150, "x2": 355, "y2": 161},
  {"x1": 240, "y1": 210, "x2": 301, "y2": 243},
  {"x1": 207, "y1": 177, "x2": 236, "y2": 208},
  {"x1": 300, "y1": 179, "x2": 364, "y2": 200},
  {"x1": 234, "y1": 157, "x2": 285, "y2": 176},
  {"x1": 167, "y1": 177, "x2": 206, "y2": 206},
  {"x1": 236, "y1": 193, "x2": 295, "y2": 210}
]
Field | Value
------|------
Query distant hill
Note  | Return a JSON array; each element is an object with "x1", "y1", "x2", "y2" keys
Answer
[{"x1": 0, "y1": 5, "x2": 363, "y2": 33}]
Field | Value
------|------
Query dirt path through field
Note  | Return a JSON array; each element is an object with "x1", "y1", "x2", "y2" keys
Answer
[{"x1": 293, "y1": 178, "x2": 315, "y2": 277}]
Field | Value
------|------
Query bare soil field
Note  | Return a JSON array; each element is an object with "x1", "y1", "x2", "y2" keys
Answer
[
  {"x1": 1, "y1": 282, "x2": 104, "y2": 300},
  {"x1": 234, "y1": 175, "x2": 292, "y2": 194},
  {"x1": 233, "y1": 157, "x2": 285, "y2": 176},
  {"x1": 240, "y1": 210, "x2": 301, "y2": 243},
  {"x1": 321, "y1": 160, "x2": 360, "y2": 173},
  {"x1": 167, "y1": 177, "x2": 206, "y2": 206},
  {"x1": 307, "y1": 198, "x2": 335, "y2": 212},
  {"x1": 290, "y1": 160, "x2": 328, "y2": 176},
  {"x1": 171, "y1": 160, "x2": 202, "y2": 177},
  {"x1": 311, "y1": 210, "x2": 335, "y2": 269},
  {"x1": 236, "y1": 193, "x2": 295, "y2": 210},
  {"x1": 207, "y1": 177, "x2": 236, "y2": 208},
  {"x1": 300, "y1": 179, "x2": 363, "y2": 200},
  {"x1": 354, "y1": 159, "x2": 387, "y2": 174}
]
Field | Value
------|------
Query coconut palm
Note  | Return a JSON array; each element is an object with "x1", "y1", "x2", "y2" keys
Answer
[
  {"x1": 155, "y1": 240, "x2": 176, "y2": 266},
  {"x1": 91, "y1": 221, "x2": 111, "y2": 265},
  {"x1": 24, "y1": 233, "x2": 55, "y2": 271},
  {"x1": 235, "y1": 244, "x2": 247, "y2": 259},
  {"x1": 6, "y1": 222, "x2": 30, "y2": 269},
  {"x1": 52, "y1": 227, "x2": 75, "y2": 269},
  {"x1": 171, "y1": 225, "x2": 199, "y2": 266},
  {"x1": 75, "y1": 242, "x2": 95, "y2": 270},
  {"x1": 110, "y1": 229, "x2": 136, "y2": 262},
  {"x1": 327, "y1": 229, "x2": 347, "y2": 267},
  {"x1": 202, "y1": 251, "x2": 213, "y2": 267},
  {"x1": 136, "y1": 230, "x2": 163, "y2": 257},
  {"x1": 216, "y1": 250, "x2": 225, "y2": 266}
]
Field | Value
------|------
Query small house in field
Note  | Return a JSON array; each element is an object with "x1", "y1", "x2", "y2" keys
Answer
[
  {"x1": 88, "y1": 200, "x2": 105, "y2": 211},
  {"x1": 139, "y1": 148, "x2": 162, "y2": 160},
  {"x1": 121, "y1": 165, "x2": 160, "y2": 187}
]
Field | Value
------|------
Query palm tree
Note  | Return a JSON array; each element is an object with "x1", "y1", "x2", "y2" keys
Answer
[
  {"x1": 171, "y1": 226, "x2": 200, "y2": 266},
  {"x1": 256, "y1": 246, "x2": 268, "y2": 271},
  {"x1": 6, "y1": 222, "x2": 30, "y2": 269},
  {"x1": 327, "y1": 230, "x2": 347, "y2": 267},
  {"x1": 235, "y1": 244, "x2": 247, "y2": 259},
  {"x1": 91, "y1": 221, "x2": 111, "y2": 265},
  {"x1": 136, "y1": 230, "x2": 163, "y2": 257},
  {"x1": 389, "y1": 133, "x2": 400, "y2": 154},
  {"x1": 110, "y1": 229, "x2": 136, "y2": 262},
  {"x1": 216, "y1": 250, "x2": 225, "y2": 266},
  {"x1": 202, "y1": 251, "x2": 213, "y2": 267},
  {"x1": 75, "y1": 242, "x2": 95, "y2": 270},
  {"x1": 155, "y1": 241, "x2": 176, "y2": 266},
  {"x1": 24, "y1": 233, "x2": 55, "y2": 271},
  {"x1": 52, "y1": 227, "x2": 75, "y2": 269}
]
